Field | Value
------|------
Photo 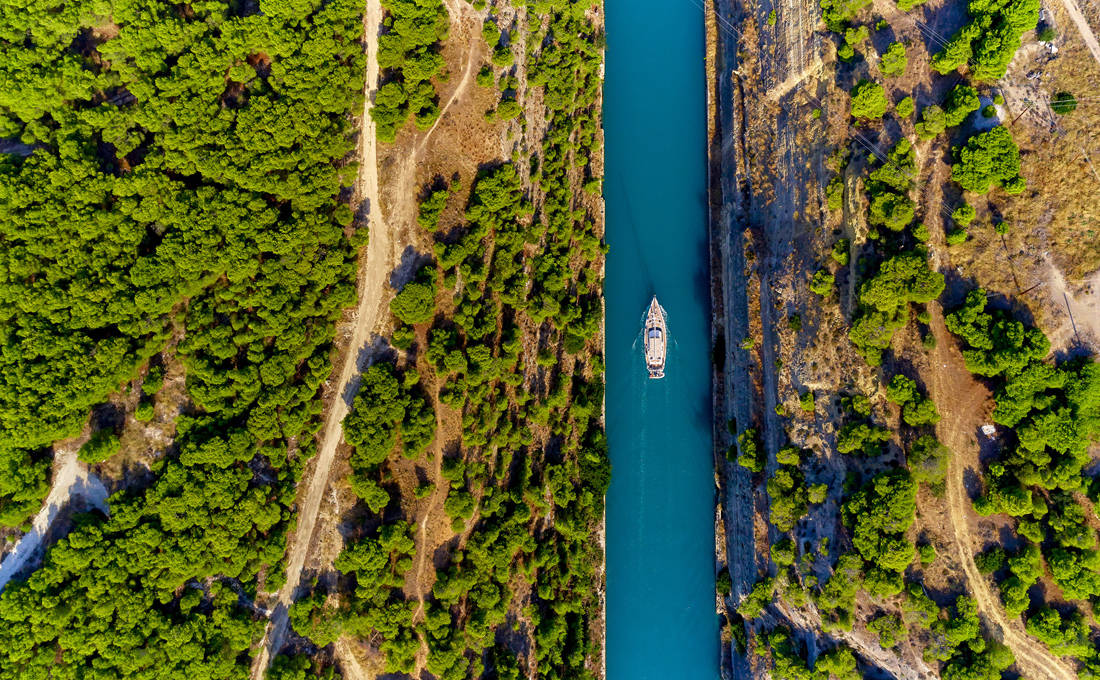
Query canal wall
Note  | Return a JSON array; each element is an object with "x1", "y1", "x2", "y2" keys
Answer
[{"x1": 704, "y1": 0, "x2": 756, "y2": 677}]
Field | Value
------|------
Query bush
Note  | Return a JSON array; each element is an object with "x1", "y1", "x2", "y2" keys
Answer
[
  {"x1": 879, "y1": 42, "x2": 907, "y2": 77},
  {"x1": 1051, "y1": 92, "x2": 1077, "y2": 115},
  {"x1": 476, "y1": 65, "x2": 493, "y2": 87},
  {"x1": 135, "y1": 401, "x2": 155, "y2": 422},
  {"x1": 946, "y1": 228, "x2": 968, "y2": 245},
  {"x1": 850, "y1": 80, "x2": 888, "y2": 120},
  {"x1": 738, "y1": 577, "x2": 776, "y2": 618},
  {"x1": 831, "y1": 238, "x2": 851, "y2": 265},
  {"x1": 717, "y1": 569, "x2": 732, "y2": 596},
  {"x1": 772, "y1": 537, "x2": 796, "y2": 566},
  {"x1": 895, "y1": 96, "x2": 915, "y2": 119},
  {"x1": 915, "y1": 105, "x2": 946, "y2": 140},
  {"x1": 869, "y1": 613, "x2": 908, "y2": 647},
  {"x1": 974, "y1": 546, "x2": 1005, "y2": 574},
  {"x1": 826, "y1": 175, "x2": 845, "y2": 210},
  {"x1": 952, "y1": 203, "x2": 976, "y2": 227},
  {"x1": 737, "y1": 428, "x2": 765, "y2": 473},
  {"x1": 820, "y1": 0, "x2": 872, "y2": 30},
  {"x1": 390, "y1": 267, "x2": 437, "y2": 324},
  {"x1": 944, "y1": 84, "x2": 981, "y2": 127},
  {"x1": 908, "y1": 435, "x2": 950, "y2": 484},
  {"x1": 837, "y1": 421, "x2": 892, "y2": 456},
  {"x1": 800, "y1": 391, "x2": 815, "y2": 413},
  {"x1": 919, "y1": 543, "x2": 937, "y2": 565},
  {"x1": 810, "y1": 269, "x2": 835, "y2": 296},
  {"x1": 78, "y1": 429, "x2": 121, "y2": 464}
]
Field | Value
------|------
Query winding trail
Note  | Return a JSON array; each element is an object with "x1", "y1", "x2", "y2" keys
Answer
[
  {"x1": 249, "y1": 0, "x2": 483, "y2": 676},
  {"x1": 0, "y1": 445, "x2": 107, "y2": 593},
  {"x1": 1058, "y1": 0, "x2": 1100, "y2": 68},
  {"x1": 927, "y1": 309, "x2": 1078, "y2": 680},
  {"x1": 249, "y1": 0, "x2": 390, "y2": 675}
]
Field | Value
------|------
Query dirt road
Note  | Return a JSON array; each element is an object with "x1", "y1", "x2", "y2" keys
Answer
[
  {"x1": 927, "y1": 309, "x2": 1078, "y2": 680},
  {"x1": 0, "y1": 444, "x2": 107, "y2": 592},
  {"x1": 249, "y1": 0, "x2": 391, "y2": 675},
  {"x1": 1058, "y1": 0, "x2": 1100, "y2": 68}
]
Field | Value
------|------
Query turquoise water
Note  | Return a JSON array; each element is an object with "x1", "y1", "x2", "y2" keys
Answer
[{"x1": 603, "y1": 0, "x2": 719, "y2": 677}]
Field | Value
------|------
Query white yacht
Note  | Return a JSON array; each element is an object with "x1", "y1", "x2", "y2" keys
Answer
[{"x1": 643, "y1": 296, "x2": 667, "y2": 379}]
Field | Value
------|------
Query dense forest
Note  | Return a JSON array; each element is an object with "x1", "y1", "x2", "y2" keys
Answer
[{"x1": 0, "y1": 0, "x2": 362, "y2": 676}]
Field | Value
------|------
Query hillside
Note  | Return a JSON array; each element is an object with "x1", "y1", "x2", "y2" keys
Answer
[{"x1": 709, "y1": 0, "x2": 1100, "y2": 677}]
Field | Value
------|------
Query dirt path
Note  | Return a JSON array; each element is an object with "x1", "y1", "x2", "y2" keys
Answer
[
  {"x1": 1058, "y1": 0, "x2": 1100, "y2": 68},
  {"x1": 335, "y1": 638, "x2": 373, "y2": 680},
  {"x1": 249, "y1": 0, "x2": 391, "y2": 675},
  {"x1": 927, "y1": 309, "x2": 1078, "y2": 680},
  {"x1": 0, "y1": 444, "x2": 107, "y2": 592},
  {"x1": 418, "y1": 0, "x2": 480, "y2": 153}
]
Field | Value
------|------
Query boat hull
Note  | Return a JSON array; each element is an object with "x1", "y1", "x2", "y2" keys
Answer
[{"x1": 644, "y1": 297, "x2": 667, "y2": 379}]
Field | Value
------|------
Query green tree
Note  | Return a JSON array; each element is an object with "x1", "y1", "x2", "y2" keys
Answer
[{"x1": 850, "y1": 80, "x2": 888, "y2": 120}]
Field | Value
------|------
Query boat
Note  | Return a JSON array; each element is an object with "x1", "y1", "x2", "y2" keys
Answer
[{"x1": 643, "y1": 296, "x2": 667, "y2": 379}]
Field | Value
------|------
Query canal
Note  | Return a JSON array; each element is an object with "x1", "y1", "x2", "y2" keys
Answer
[{"x1": 603, "y1": 0, "x2": 720, "y2": 677}]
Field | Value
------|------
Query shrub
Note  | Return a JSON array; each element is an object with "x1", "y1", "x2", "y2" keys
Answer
[
  {"x1": 826, "y1": 175, "x2": 845, "y2": 210},
  {"x1": 476, "y1": 65, "x2": 493, "y2": 87},
  {"x1": 135, "y1": 401, "x2": 155, "y2": 422},
  {"x1": 895, "y1": 96, "x2": 915, "y2": 119},
  {"x1": 809, "y1": 483, "x2": 828, "y2": 504},
  {"x1": 831, "y1": 238, "x2": 851, "y2": 265},
  {"x1": 737, "y1": 428, "x2": 764, "y2": 473},
  {"x1": 78, "y1": 429, "x2": 120, "y2": 464},
  {"x1": 946, "y1": 228, "x2": 968, "y2": 245},
  {"x1": 390, "y1": 267, "x2": 437, "y2": 324},
  {"x1": 810, "y1": 269, "x2": 835, "y2": 296},
  {"x1": 820, "y1": 0, "x2": 872, "y2": 31},
  {"x1": 772, "y1": 537, "x2": 796, "y2": 566},
  {"x1": 974, "y1": 546, "x2": 1005, "y2": 574},
  {"x1": 908, "y1": 435, "x2": 950, "y2": 484},
  {"x1": 915, "y1": 105, "x2": 946, "y2": 140},
  {"x1": 738, "y1": 577, "x2": 776, "y2": 618},
  {"x1": 1038, "y1": 26, "x2": 1056, "y2": 41},
  {"x1": 850, "y1": 80, "x2": 888, "y2": 119},
  {"x1": 943, "y1": 84, "x2": 981, "y2": 126},
  {"x1": 869, "y1": 613, "x2": 908, "y2": 647},
  {"x1": 717, "y1": 569, "x2": 732, "y2": 596},
  {"x1": 800, "y1": 391, "x2": 815, "y2": 413},
  {"x1": 919, "y1": 543, "x2": 937, "y2": 565},
  {"x1": 952, "y1": 203, "x2": 976, "y2": 227},
  {"x1": 767, "y1": 9, "x2": 777, "y2": 25},
  {"x1": 879, "y1": 42, "x2": 907, "y2": 77},
  {"x1": 1051, "y1": 92, "x2": 1077, "y2": 115}
]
